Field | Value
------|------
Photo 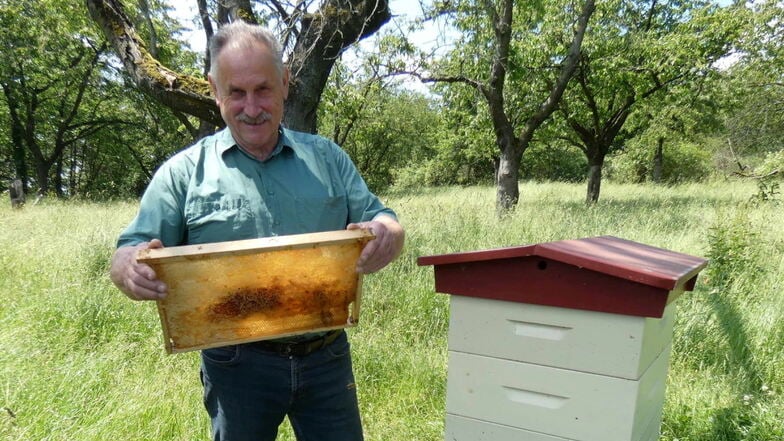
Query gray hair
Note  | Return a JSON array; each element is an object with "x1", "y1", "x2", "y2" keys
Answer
[{"x1": 208, "y1": 21, "x2": 285, "y2": 78}]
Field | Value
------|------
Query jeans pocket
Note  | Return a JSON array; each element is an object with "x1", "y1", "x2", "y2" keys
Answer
[
  {"x1": 202, "y1": 345, "x2": 242, "y2": 365},
  {"x1": 325, "y1": 335, "x2": 351, "y2": 359}
]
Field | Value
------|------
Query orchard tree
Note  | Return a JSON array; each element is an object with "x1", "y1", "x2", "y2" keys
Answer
[
  {"x1": 604, "y1": 66, "x2": 726, "y2": 185},
  {"x1": 0, "y1": 1, "x2": 120, "y2": 195},
  {"x1": 85, "y1": 0, "x2": 393, "y2": 133},
  {"x1": 0, "y1": 0, "x2": 194, "y2": 198},
  {"x1": 319, "y1": 57, "x2": 446, "y2": 191},
  {"x1": 721, "y1": 0, "x2": 784, "y2": 170},
  {"x1": 555, "y1": 0, "x2": 744, "y2": 203},
  {"x1": 411, "y1": 0, "x2": 595, "y2": 215}
]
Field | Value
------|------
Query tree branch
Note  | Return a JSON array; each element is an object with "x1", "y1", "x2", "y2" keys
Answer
[
  {"x1": 404, "y1": 70, "x2": 483, "y2": 90},
  {"x1": 217, "y1": 0, "x2": 258, "y2": 25},
  {"x1": 85, "y1": 0, "x2": 221, "y2": 125},
  {"x1": 197, "y1": 0, "x2": 215, "y2": 76},
  {"x1": 519, "y1": 0, "x2": 595, "y2": 148}
]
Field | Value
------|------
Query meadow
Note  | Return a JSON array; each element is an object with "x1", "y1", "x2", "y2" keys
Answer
[{"x1": 1, "y1": 180, "x2": 782, "y2": 440}]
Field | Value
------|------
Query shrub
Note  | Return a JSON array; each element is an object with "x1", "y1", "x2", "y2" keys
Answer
[
  {"x1": 520, "y1": 143, "x2": 587, "y2": 183},
  {"x1": 753, "y1": 150, "x2": 784, "y2": 179},
  {"x1": 608, "y1": 140, "x2": 713, "y2": 184},
  {"x1": 703, "y1": 209, "x2": 762, "y2": 288}
]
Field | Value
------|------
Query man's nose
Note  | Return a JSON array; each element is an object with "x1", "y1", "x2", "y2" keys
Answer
[{"x1": 242, "y1": 93, "x2": 264, "y2": 116}]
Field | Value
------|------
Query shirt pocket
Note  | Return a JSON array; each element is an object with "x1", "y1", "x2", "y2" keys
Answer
[
  {"x1": 185, "y1": 196, "x2": 256, "y2": 243},
  {"x1": 292, "y1": 194, "x2": 349, "y2": 233}
]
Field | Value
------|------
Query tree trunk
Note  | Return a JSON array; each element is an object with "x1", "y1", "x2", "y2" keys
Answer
[
  {"x1": 482, "y1": 0, "x2": 594, "y2": 215},
  {"x1": 284, "y1": 57, "x2": 334, "y2": 133},
  {"x1": 652, "y1": 136, "x2": 664, "y2": 183},
  {"x1": 197, "y1": 0, "x2": 214, "y2": 76},
  {"x1": 285, "y1": 0, "x2": 391, "y2": 132},
  {"x1": 1, "y1": 83, "x2": 29, "y2": 191},
  {"x1": 217, "y1": 0, "x2": 258, "y2": 25},
  {"x1": 86, "y1": 0, "x2": 390, "y2": 133},
  {"x1": 9, "y1": 179, "x2": 25, "y2": 208},
  {"x1": 35, "y1": 161, "x2": 50, "y2": 196},
  {"x1": 586, "y1": 161, "x2": 603, "y2": 204},
  {"x1": 54, "y1": 156, "x2": 65, "y2": 197},
  {"x1": 496, "y1": 147, "x2": 521, "y2": 215}
]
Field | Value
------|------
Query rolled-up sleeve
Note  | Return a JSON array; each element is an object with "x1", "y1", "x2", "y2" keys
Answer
[
  {"x1": 117, "y1": 160, "x2": 190, "y2": 248},
  {"x1": 329, "y1": 143, "x2": 397, "y2": 224}
]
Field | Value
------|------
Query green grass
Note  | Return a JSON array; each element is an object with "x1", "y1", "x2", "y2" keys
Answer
[{"x1": 1, "y1": 181, "x2": 782, "y2": 440}]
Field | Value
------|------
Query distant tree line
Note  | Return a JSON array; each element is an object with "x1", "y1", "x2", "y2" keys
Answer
[{"x1": 1, "y1": 0, "x2": 782, "y2": 211}]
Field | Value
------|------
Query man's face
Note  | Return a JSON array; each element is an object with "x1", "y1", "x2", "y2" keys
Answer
[{"x1": 208, "y1": 41, "x2": 289, "y2": 157}]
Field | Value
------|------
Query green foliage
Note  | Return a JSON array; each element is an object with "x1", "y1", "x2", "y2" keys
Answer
[
  {"x1": 430, "y1": 0, "x2": 586, "y2": 137},
  {"x1": 722, "y1": 69, "x2": 784, "y2": 160},
  {"x1": 319, "y1": 59, "x2": 476, "y2": 192},
  {"x1": 747, "y1": 179, "x2": 780, "y2": 207},
  {"x1": 520, "y1": 141, "x2": 587, "y2": 183},
  {"x1": 754, "y1": 151, "x2": 784, "y2": 179},
  {"x1": 607, "y1": 140, "x2": 714, "y2": 184},
  {"x1": 0, "y1": 0, "x2": 198, "y2": 198},
  {"x1": 1, "y1": 0, "x2": 774, "y2": 204},
  {"x1": 668, "y1": 142, "x2": 714, "y2": 183},
  {"x1": 666, "y1": 199, "x2": 783, "y2": 441},
  {"x1": 715, "y1": 2, "x2": 784, "y2": 173},
  {"x1": 548, "y1": 0, "x2": 745, "y2": 201},
  {"x1": 703, "y1": 209, "x2": 762, "y2": 288},
  {"x1": 391, "y1": 87, "x2": 497, "y2": 188},
  {"x1": 391, "y1": 135, "x2": 495, "y2": 190}
]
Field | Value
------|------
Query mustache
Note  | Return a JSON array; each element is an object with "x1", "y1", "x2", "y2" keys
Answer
[{"x1": 236, "y1": 112, "x2": 273, "y2": 124}]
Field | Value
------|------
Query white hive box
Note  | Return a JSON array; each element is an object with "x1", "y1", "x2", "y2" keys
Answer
[
  {"x1": 445, "y1": 408, "x2": 664, "y2": 441},
  {"x1": 448, "y1": 296, "x2": 676, "y2": 379},
  {"x1": 445, "y1": 346, "x2": 670, "y2": 441}
]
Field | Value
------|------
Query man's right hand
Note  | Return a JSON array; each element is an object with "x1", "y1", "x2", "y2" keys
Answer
[{"x1": 109, "y1": 239, "x2": 168, "y2": 301}]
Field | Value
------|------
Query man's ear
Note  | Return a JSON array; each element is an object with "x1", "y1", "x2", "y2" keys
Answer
[{"x1": 207, "y1": 74, "x2": 220, "y2": 105}]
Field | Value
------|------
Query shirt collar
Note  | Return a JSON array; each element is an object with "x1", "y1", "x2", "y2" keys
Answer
[{"x1": 217, "y1": 126, "x2": 293, "y2": 160}]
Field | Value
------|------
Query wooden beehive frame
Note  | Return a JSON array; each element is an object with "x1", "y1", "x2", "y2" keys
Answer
[{"x1": 137, "y1": 229, "x2": 374, "y2": 353}]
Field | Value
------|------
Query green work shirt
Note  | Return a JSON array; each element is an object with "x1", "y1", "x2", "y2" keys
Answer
[{"x1": 118, "y1": 127, "x2": 396, "y2": 248}]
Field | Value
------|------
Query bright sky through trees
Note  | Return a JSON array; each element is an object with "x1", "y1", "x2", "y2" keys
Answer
[{"x1": 171, "y1": 0, "x2": 452, "y2": 57}]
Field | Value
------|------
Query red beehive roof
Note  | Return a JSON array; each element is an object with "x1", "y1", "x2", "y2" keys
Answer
[{"x1": 416, "y1": 236, "x2": 708, "y2": 318}]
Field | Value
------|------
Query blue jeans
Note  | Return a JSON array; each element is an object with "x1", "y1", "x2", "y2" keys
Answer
[{"x1": 200, "y1": 331, "x2": 364, "y2": 441}]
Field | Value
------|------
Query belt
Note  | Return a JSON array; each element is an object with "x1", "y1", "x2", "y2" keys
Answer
[{"x1": 249, "y1": 330, "x2": 343, "y2": 357}]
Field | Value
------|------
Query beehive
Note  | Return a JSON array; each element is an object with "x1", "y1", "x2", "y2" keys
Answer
[
  {"x1": 137, "y1": 229, "x2": 373, "y2": 353},
  {"x1": 418, "y1": 236, "x2": 708, "y2": 441}
]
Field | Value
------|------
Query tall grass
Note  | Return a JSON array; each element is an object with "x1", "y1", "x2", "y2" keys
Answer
[{"x1": 1, "y1": 181, "x2": 782, "y2": 440}]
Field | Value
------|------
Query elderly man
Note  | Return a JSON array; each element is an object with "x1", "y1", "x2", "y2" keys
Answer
[{"x1": 109, "y1": 21, "x2": 404, "y2": 441}]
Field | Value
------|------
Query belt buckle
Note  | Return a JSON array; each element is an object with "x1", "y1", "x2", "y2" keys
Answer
[
  {"x1": 281, "y1": 343, "x2": 295, "y2": 357},
  {"x1": 277, "y1": 332, "x2": 334, "y2": 357}
]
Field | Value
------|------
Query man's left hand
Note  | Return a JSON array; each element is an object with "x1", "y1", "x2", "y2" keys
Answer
[{"x1": 347, "y1": 216, "x2": 405, "y2": 274}]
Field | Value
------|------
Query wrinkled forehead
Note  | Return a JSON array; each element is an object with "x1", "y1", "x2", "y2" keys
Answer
[
  {"x1": 227, "y1": 38, "x2": 283, "y2": 72},
  {"x1": 212, "y1": 41, "x2": 283, "y2": 85}
]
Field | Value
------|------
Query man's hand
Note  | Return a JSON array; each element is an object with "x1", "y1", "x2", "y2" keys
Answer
[
  {"x1": 347, "y1": 216, "x2": 405, "y2": 274},
  {"x1": 109, "y1": 239, "x2": 168, "y2": 301}
]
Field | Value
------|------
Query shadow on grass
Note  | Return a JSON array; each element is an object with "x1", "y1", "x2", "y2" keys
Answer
[
  {"x1": 705, "y1": 291, "x2": 767, "y2": 439},
  {"x1": 707, "y1": 291, "x2": 764, "y2": 391},
  {"x1": 706, "y1": 405, "x2": 753, "y2": 441}
]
